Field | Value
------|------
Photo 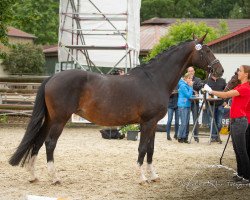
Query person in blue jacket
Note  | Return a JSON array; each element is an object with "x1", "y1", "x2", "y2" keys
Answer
[{"x1": 177, "y1": 73, "x2": 193, "y2": 143}]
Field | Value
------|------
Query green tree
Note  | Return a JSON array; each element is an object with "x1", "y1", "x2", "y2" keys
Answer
[
  {"x1": 229, "y1": 3, "x2": 244, "y2": 18},
  {"x1": 141, "y1": 0, "x2": 204, "y2": 22},
  {"x1": 0, "y1": 0, "x2": 17, "y2": 45},
  {"x1": 144, "y1": 21, "x2": 221, "y2": 79},
  {"x1": 200, "y1": 0, "x2": 242, "y2": 18},
  {"x1": 10, "y1": 0, "x2": 59, "y2": 45},
  {"x1": 2, "y1": 44, "x2": 45, "y2": 75},
  {"x1": 242, "y1": 0, "x2": 250, "y2": 18}
]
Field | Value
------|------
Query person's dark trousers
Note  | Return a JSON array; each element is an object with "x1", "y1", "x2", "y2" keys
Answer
[
  {"x1": 186, "y1": 102, "x2": 199, "y2": 139},
  {"x1": 231, "y1": 118, "x2": 250, "y2": 179},
  {"x1": 207, "y1": 105, "x2": 224, "y2": 140},
  {"x1": 246, "y1": 124, "x2": 250, "y2": 160}
]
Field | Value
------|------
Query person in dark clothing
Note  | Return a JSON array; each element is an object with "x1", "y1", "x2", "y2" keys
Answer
[
  {"x1": 186, "y1": 67, "x2": 203, "y2": 142},
  {"x1": 205, "y1": 75, "x2": 227, "y2": 142},
  {"x1": 166, "y1": 89, "x2": 179, "y2": 140}
]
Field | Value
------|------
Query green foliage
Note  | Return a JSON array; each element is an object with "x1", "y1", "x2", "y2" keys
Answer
[
  {"x1": 0, "y1": 115, "x2": 8, "y2": 123},
  {"x1": 141, "y1": 0, "x2": 249, "y2": 21},
  {"x1": 144, "y1": 21, "x2": 218, "y2": 62},
  {"x1": 120, "y1": 124, "x2": 140, "y2": 134},
  {"x1": 0, "y1": 0, "x2": 17, "y2": 45},
  {"x1": 10, "y1": 0, "x2": 59, "y2": 45},
  {"x1": 200, "y1": 0, "x2": 237, "y2": 18},
  {"x1": 141, "y1": 0, "x2": 204, "y2": 22},
  {"x1": 2, "y1": 43, "x2": 45, "y2": 75},
  {"x1": 218, "y1": 20, "x2": 229, "y2": 37},
  {"x1": 229, "y1": 3, "x2": 244, "y2": 18}
]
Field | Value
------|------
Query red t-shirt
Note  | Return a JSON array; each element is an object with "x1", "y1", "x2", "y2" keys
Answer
[{"x1": 230, "y1": 82, "x2": 250, "y2": 119}]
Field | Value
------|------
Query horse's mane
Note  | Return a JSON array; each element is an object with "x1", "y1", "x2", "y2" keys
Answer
[{"x1": 131, "y1": 39, "x2": 193, "y2": 72}]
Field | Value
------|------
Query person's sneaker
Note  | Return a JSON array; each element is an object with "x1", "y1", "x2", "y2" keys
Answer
[
  {"x1": 167, "y1": 136, "x2": 172, "y2": 141},
  {"x1": 240, "y1": 178, "x2": 250, "y2": 184},
  {"x1": 174, "y1": 135, "x2": 177, "y2": 140},
  {"x1": 232, "y1": 175, "x2": 243, "y2": 182}
]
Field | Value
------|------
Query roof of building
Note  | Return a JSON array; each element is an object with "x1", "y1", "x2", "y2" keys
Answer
[
  {"x1": 7, "y1": 26, "x2": 37, "y2": 39},
  {"x1": 43, "y1": 45, "x2": 58, "y2": 53},
  {"x1": 207, "y1": 25, "x2": 250, "y2": 46},
  {"x1": 142, "y1": 18, "x2": 250, "y2": 33},
  {"x1": 140, "y1": 25, "x2": 169, "y2": 53}
]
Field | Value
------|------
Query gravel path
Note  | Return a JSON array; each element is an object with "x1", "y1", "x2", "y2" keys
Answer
[{"x1": 1, "y1": 127, "x2": 249, "y2": 200}]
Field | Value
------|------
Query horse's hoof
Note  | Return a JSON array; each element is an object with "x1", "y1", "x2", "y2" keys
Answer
[
  {"x1": 151, "y1": 177, "x2": 160, "y2": 182},
  {"x1": 29, "y1": 178, "x2": 39, "y2": 183},
  {"x1": 52, "y1": 180, "x2": 61, "y2": 185}
]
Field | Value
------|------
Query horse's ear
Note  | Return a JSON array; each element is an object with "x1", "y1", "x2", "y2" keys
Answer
[
  {"x1": 198, "y1": 33, "x2": 208, "y2": 44},
  {"x1": 192, "y1": 33, "x2": 198, "y2": 41}
]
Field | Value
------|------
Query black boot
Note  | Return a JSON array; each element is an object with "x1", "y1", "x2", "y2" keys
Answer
[
  {"x1": 183, "y1": 138, "x2": 189, "y2": 143},
  {"x1": 167, "y1": 135, "x2": 172, "y2": 141}
]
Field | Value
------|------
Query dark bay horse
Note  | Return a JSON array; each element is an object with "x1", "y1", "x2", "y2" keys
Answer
[
  {"x1": 9, "y1": 34, "x2": 224, "y2": 184},
  {"x1": 224, "y1": 68, "x2": 240, "y2": 91}
]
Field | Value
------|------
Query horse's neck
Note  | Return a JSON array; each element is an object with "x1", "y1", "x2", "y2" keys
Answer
[{"x1": 148, "y1": 42, "x2": 194, "y2": 92}]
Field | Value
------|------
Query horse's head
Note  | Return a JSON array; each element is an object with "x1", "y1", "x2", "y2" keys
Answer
[
  {"x1": 190, "y1": 34, "x2": 224, "y2": 78},
  {"x1": 224, "y1": 68, "x2": 240, "y2": 91}
]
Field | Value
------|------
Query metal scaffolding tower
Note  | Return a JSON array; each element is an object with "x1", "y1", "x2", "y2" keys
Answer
[{"x1": 58, "y1": 0, "x2": 141, "y2": 74}]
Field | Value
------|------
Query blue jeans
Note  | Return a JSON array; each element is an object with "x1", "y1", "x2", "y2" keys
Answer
[
  {"x1": 207, "y1": 105, "x2": 224, "y2": 139},
  {"x1": 166, "y1": 107, "x2": 179, "y2": 137},
  {"x1": 186, "y1": 102, "x2": 199, "y2": 138},
  {"x1": 178, "y1": 107, "x2": 190, "y2": 139}
]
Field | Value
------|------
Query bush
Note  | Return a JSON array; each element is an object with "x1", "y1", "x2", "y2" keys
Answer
[
  {"x1": 2, "y1": 43, "x2": 45, "y2": 75},
  {"x1": 120, "y1": 124, "x2": 140, "y2": 134}
]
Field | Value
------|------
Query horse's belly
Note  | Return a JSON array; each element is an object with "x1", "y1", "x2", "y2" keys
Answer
[{"x1": 76, "y1": 106, "x2": 140, "y2": 126}]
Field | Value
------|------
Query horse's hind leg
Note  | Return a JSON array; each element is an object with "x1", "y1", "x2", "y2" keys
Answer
[
  {"x1": 26, "y1": 121, "x2": 49, "y2": 183},
  {"x1": 45, "y1": 121, "x2": 65, "y2": 184}
]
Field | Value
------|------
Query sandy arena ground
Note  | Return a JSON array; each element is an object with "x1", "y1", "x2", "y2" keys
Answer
[{"x1": 1, "y1": 127, "x2": 250, "y2": 200}]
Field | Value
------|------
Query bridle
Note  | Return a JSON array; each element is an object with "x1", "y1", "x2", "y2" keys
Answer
[{"x1": 194, "y1": 41, "x2": 220, "y2": 76}]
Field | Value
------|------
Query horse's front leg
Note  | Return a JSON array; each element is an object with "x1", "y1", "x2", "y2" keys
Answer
[
  {"x1": 137, "y1": 121, "x2": 157, "y2": 184},
  {"x1": 146, "y1": 133, "x2": 160, "y2": 182}
]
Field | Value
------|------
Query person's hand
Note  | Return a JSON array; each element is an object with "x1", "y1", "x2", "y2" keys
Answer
[
  {"x1": 187, "y1": 80, "x2": 193, "y2": 87},
  {"x1": 203, "y1": 84, "x2": 212, "y2": 94}
]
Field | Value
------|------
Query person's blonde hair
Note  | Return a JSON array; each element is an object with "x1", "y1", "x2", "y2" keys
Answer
[{"x1": 183, "y1": 72, "x2": 192, "y2": 79}]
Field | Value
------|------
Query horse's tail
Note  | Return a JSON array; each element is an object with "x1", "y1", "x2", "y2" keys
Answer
[{"x1": 9, "y1": 76, "x2": 52, "y2": 167}]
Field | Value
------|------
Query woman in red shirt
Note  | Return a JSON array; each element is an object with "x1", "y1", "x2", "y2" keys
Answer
[{"x1": 204, "y1": 65, "x2": 250, "y2": 184}]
